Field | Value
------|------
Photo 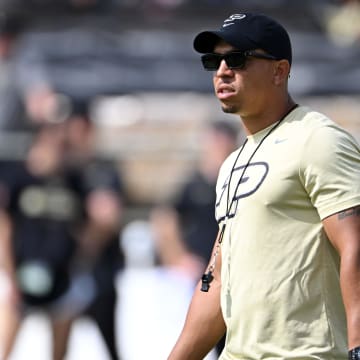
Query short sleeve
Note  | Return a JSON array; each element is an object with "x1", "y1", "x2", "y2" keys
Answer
[{"x1": 300, "y1": 124, "x2": 360, "y2": 220}]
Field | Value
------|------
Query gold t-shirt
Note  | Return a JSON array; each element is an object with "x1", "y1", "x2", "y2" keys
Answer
[{"x1": 216, "y1": 106, "x2": 360, "y2": 359}]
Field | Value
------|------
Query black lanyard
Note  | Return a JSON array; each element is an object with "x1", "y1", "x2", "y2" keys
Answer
[{"x1": 201, "y1": 104, "x2": 299, "y2": 292}]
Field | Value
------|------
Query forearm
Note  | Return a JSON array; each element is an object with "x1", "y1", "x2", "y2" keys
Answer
[
  {"x1": 168, "y1": 279, "x2": 225, "y2": 360},
  {"x1": 323, "y1": 207, "x2": 360, "y2": 350},
  {"x1": 339, "y1": 250, "x2": 360, "y2": 349}
]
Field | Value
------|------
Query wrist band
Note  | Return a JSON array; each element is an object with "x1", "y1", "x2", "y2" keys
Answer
[{"x1": 349, "y1": 346, "x2": 360, "y2": 360}]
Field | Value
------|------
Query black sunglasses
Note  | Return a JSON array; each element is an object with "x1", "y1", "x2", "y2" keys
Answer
[{"x1": 201, "y1": 51, "x2": 278, "y2": 71}]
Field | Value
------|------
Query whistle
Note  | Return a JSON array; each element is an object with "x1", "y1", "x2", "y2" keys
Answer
[{"x1": 200, "y1": 271, "x2": 214, "y2": 292}]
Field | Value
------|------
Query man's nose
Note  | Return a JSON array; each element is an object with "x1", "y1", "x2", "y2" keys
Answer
[{"x1": 216, "y1": 59, "x2": 233, "y2": 76}]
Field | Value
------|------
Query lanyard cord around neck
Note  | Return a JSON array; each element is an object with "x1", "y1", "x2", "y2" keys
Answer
[{"x1": 200, "y1": 104, "x2": 298, "y2": 292}]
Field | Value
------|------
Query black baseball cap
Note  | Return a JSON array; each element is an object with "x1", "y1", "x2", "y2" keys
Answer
[{"x1": 193, "y1": 13, "x2": 292, "y2": 65}]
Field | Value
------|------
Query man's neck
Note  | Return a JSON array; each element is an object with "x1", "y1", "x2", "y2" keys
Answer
[{"x1": 241, "y1": 97, "x2": 296, "y2": 135}]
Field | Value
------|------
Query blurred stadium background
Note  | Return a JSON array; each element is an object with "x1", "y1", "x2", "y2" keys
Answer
[
  {"x1": 0, "y1": 0, "x2": 359, "y2": 359},
  {"x1": 1, "y1": 0, "x2": 360, "y2": 209}
]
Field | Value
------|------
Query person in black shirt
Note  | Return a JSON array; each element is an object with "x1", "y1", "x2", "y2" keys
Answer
[
  {"x1": 59, "y1": 103, "x2": 125, "y2": 360},
  {"x1": 0, "y1": 107, "x2": 125, "y2": 359},
  {"x1": 0, "y1": 123, "x2": 79, "y2": 359},
  {"x1": 151, "y1": 120, "x2": 239, "y2": 356}
]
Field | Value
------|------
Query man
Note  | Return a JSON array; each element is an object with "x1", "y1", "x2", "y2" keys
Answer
[{"x1": 168, "y1": 12, "x2": 360, "y2": 360}]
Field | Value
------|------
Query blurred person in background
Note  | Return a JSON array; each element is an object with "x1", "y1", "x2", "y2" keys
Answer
[
  {"x1": 151, "y1": 120, "x2": 239, "y2": 280},
  {"x1": 0, "y1": 123, "x2": 79, "y2": 360},
  {"x1": 151, "y1": 120, "x2": 239, "y2": 356},
  {"x1": 59, "y1": 101, "x2": 125, "y2": 360},
  {"x1": 0, "y1": 100, "x2": 125, "y2": 360}
]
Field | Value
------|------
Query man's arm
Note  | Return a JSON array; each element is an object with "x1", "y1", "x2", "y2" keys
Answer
[
  {"x1": 168, "y1": 231, "x2": 226, "y2": 360},
  {"x1": 323, "y1": 205, "x2": 360, "y2": 349}
]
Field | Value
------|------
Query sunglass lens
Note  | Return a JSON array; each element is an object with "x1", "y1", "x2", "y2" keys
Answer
[
  {"x1": 225, "y1": 53, "x2": 246, "y2": 69},
  {"x1": 201, "y1": 52, "x2": 247, "y2": 71},
  {"x1": 201, "y1": 54, "x2": 221, "y2": 71}
]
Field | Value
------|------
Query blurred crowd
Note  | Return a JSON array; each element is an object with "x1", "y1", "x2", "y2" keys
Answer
[{"x1": 0, "y1": 1, "x2": 358, "y2": 359}]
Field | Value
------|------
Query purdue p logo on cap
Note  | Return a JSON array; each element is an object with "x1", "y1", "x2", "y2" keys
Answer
[{"x1": 193, "y1": 12, "x2": 292, "y2": 65}]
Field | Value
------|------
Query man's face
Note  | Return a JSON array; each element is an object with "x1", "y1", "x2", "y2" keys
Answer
[{"x1": 212, "y1": 41, "x2": 277, "y2": 117}]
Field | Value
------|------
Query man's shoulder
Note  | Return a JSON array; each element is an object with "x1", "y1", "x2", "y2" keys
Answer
[
  {"x1": 293, "y1": 105, "x2": 333, "y2": 125},
  {"x1": 289, "y1": 105, "x2": 351, "y2": 138}
]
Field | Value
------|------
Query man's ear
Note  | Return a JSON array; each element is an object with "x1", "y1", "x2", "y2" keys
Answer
[{"x1": 273, "y1": 60, "x2": 290, "y2": 86}]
